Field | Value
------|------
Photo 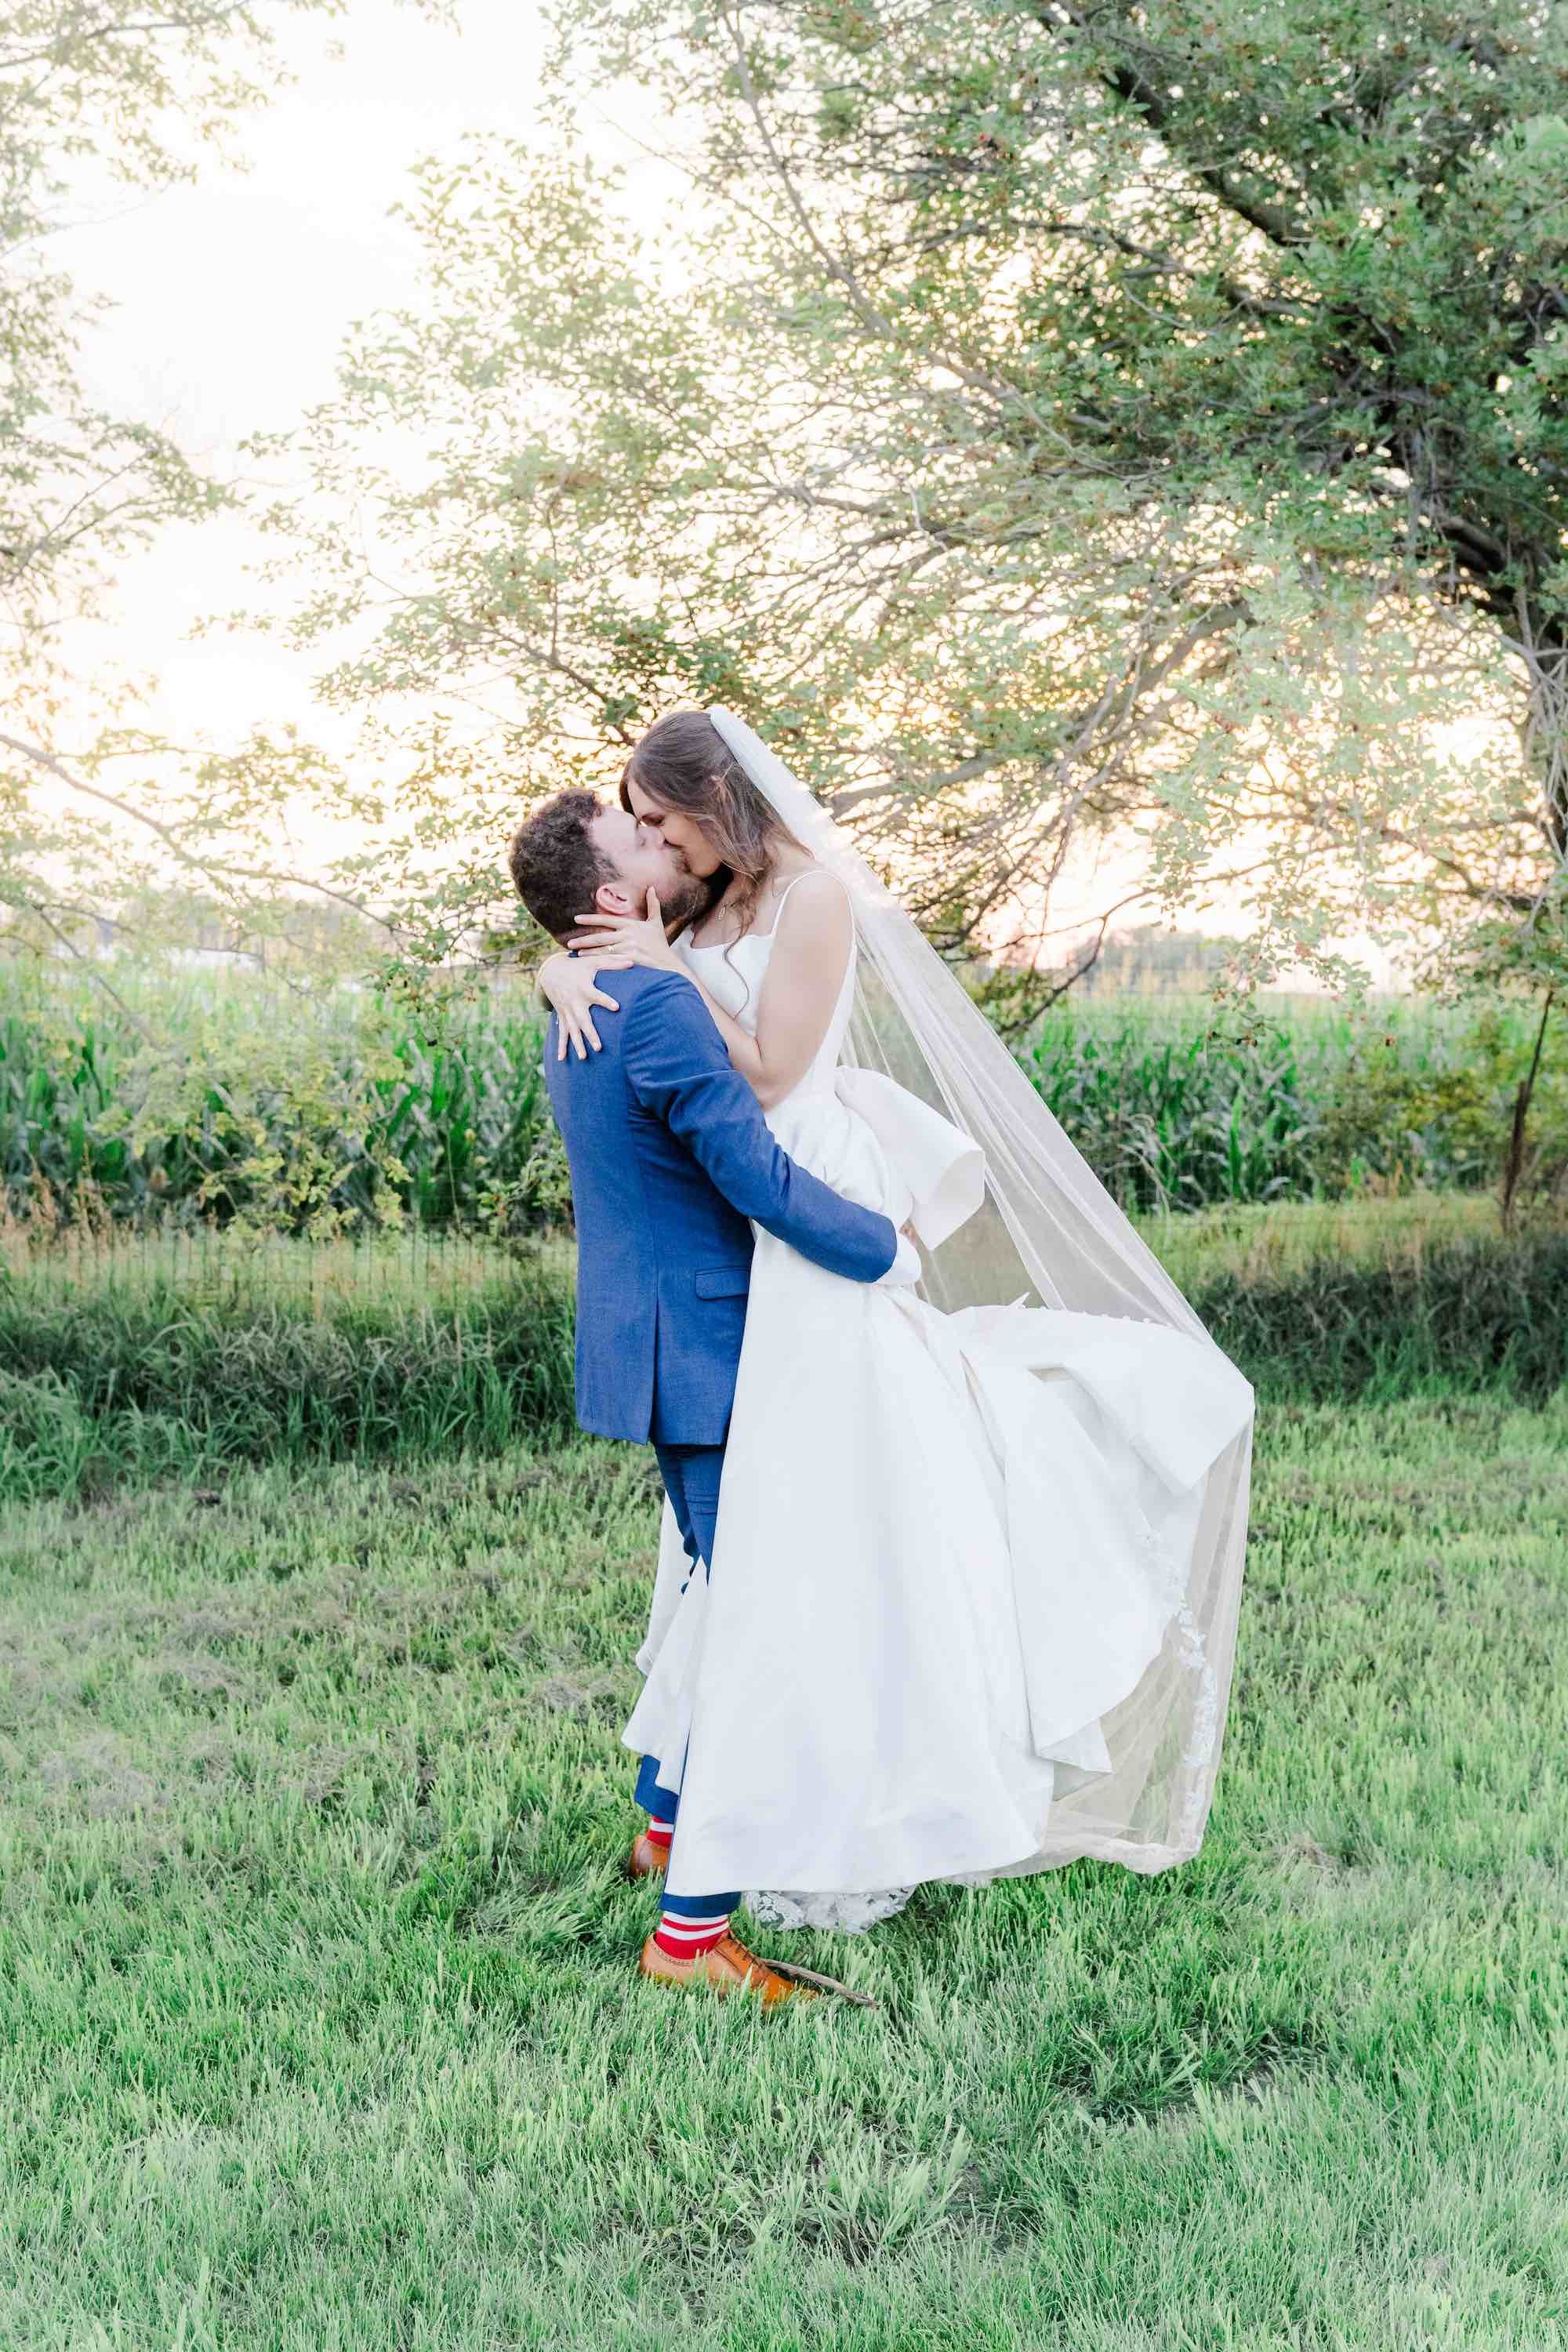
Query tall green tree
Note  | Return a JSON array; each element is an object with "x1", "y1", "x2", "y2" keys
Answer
[{"x1": 274, "y1": 0, "x2": 1566, "y2": 1038}]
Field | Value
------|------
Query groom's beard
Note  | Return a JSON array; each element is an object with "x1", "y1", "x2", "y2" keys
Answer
[{"x1": 643, "y1": 868, "x2": 710, "y2": 932}]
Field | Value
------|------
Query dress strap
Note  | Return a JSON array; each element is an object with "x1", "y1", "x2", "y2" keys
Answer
[{"x1": 762, "y1": 867, "x2": 848, "y2": 935}]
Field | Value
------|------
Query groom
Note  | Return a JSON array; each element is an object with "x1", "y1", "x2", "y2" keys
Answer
[{"x1": 508, "y1": 789, "x2": 914, "y2": 2005}]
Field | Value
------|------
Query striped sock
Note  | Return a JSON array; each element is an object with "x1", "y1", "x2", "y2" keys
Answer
[
  {"x1": 652, "y1": 1904, "x2": 731, "y2": 1960},
  {"x1": 644, "y1": 1813, "x2": 675, "y2": 1853}
]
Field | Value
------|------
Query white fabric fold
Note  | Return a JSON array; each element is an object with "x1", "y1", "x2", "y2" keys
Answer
[{"x1": 833, "y1": 1065, "x2": 986, "y2": 1250}]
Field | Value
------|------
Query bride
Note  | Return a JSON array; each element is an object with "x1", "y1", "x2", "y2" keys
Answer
[{"x1": 538, "y1": 706, "x2": 1254, "y2": 1933}]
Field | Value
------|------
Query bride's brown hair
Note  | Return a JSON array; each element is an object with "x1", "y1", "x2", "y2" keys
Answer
[{"x1": 619, "y1": 709, "x2": 806, "y2": 943}]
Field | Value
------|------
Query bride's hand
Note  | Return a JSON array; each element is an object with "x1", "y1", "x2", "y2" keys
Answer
[
  {"x1": 538, "y1": 949, "x2": 633, "y2": 1062},
  {"x1": 565, "y1": 891, "x2": 685, "y2": 976}
]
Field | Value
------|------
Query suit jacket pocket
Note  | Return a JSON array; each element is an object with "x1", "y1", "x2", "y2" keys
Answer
[{"x1": 694, "y1": 1264, "x2": 752, "y2": 1299}]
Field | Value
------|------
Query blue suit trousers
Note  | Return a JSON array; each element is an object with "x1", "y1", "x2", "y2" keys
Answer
[{"x1": 633, "y1": 1439, "x2": 742, "y2": 1918}]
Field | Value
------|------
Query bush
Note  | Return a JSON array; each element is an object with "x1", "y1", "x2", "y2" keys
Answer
[
  {"x1": 1194, "y1": 1226, "x2": 1568, "y2": 1405},
  {"x1": 2, "y1": 1210, "x2": 1563, "y2": 1504},
  {"x1": 0, "y1": 1247, "x2": 576, "y2": 1501},
  {"x1": 0, "y1": 978, "x2": 557, "y2": 1236}
]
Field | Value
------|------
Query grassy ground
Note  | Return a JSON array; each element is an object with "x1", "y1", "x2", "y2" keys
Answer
[{"x1": 2, "y1": 1394, "x2": 1565, "y2": 2349}]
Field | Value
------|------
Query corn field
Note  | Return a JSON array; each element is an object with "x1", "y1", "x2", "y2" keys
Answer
[{"x1": 1, "y1": 966, "x2": 1563, "y2": 1235}]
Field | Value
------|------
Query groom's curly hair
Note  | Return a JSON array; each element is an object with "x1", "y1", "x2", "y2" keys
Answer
[{"x1": 507, "y1": 789, "x2": 613, "y2": 942}]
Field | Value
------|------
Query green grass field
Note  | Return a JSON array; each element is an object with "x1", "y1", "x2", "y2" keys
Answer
[{"x1": 3, "y1": 1391, "x2": 1564, "y2": 2348}]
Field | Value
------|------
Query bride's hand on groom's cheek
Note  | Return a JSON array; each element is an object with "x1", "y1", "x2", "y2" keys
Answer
[{"x1": 567, "y1": 892, "x2": 684, "y2": 973}]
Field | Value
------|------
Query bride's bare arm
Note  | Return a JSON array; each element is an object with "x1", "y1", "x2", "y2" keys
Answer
[{"x1": 742, "y1": 873, "x2": 853, "y2": 1109}]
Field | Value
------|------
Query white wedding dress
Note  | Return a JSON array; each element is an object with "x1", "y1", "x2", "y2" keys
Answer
[{"x1": 622, "y1": 879, "x2": 1254, "y2": 1932}]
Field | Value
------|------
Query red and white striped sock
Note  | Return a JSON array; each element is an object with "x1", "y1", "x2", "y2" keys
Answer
[
  {"x1": 652, "y1": 1906, "x2": 731, "y2": 1960},
  {"x1": 644, "y1": 1812, "x2": 675, "y2": 1853}
]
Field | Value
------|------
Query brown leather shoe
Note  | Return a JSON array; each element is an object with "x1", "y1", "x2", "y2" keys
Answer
[
  {"x1": 638, "y1": 1929, "x2": 822, "y2": 2005},
  {"x1": 625, "y1": 1831, "x2": 669, "y2": 1880}
]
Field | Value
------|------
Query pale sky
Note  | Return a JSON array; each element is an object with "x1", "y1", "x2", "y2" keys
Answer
[{"x1": 53, "y1": 1, "x2": 1402, "y2": 986}]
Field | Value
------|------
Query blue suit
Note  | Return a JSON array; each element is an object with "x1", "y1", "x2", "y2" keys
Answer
[
  {"x1": 545, "y1": 964, "x2": 898, "y2": 1446},
  {"x1": 545, "y1": 964, "x2": 898, "y2": 1920}
]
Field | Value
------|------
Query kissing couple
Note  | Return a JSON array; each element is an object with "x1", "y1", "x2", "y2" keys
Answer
[{"x1": 507, "y1": 706, "x2": 1254, "y2": 2007}]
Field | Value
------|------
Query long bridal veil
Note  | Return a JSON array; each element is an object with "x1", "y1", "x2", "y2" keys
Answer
[{"x1": 707, "y1": 703, "x2": 1254, "y2": 1874}]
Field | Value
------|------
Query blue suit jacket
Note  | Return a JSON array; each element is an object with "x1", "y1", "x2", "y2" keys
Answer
[{"x1": 544, "y1": 965, "x2": 897, "y2": 1445}]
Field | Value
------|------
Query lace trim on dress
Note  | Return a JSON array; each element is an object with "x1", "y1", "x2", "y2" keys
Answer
[{"x1": 744, "y1": 1886, "x2": 921, "y2": 1934}]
